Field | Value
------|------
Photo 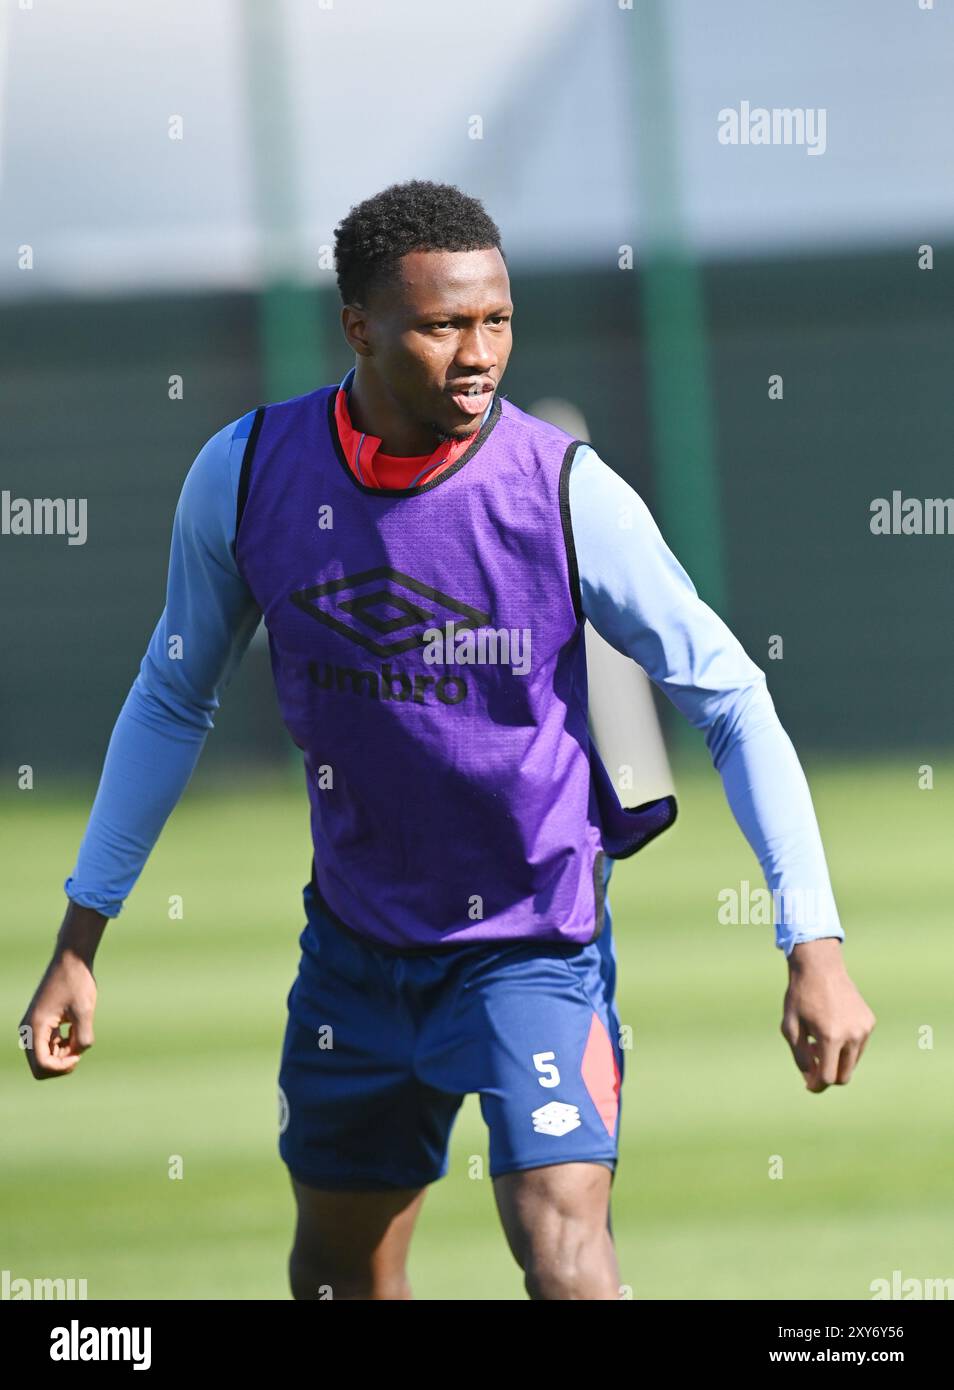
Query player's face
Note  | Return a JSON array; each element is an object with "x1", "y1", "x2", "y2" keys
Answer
[{"x1": 361, "y1": 247, "x2": 513, "y2": 444}]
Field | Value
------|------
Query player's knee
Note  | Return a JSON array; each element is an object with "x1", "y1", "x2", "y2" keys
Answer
[
  {"x1": 288, "y1": 1246, "x2": 411, "y2": 1301},
  {"x1": 523, "y1": 1225, "x2": 618, "y2": 1301}
]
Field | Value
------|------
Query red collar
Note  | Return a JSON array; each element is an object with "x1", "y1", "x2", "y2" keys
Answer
[{"x1": 334, "y1": 382, "x2": 479, "y2": 489}]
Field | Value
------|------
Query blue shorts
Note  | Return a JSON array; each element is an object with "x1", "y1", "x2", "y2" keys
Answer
[{"x1": 278, "y1": 870, "x2": 624, "y2": 1191}]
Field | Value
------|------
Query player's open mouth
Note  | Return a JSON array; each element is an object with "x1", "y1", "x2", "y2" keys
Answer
[{"x1": 446, "y1": 385, "x2": 495, "y2": 416}]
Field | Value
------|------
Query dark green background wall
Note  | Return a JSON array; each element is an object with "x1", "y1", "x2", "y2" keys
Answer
[{"x1": 2, "y1": 245, "x2": 951, "y2": 782}]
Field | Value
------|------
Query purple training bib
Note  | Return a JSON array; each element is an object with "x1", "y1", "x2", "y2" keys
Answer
[{"x1": 234, "y1": 379, "x2": 673, "y2": 950}]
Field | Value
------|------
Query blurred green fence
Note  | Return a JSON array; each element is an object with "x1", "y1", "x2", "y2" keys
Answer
[{"x1": 2, "y1": 244, "x2": 951, "y2": 779}]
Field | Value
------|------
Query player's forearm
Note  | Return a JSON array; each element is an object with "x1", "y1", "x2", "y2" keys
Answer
[
  {"x1": 711, "y1": 685, "x2": 843, "y2": 956},
  {"x1": 64, "y1": 675, "x2": 209, "y2": 917}
]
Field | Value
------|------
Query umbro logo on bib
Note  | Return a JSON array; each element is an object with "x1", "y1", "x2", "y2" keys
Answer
[{"x1": 290, "y1": 566, "x2": 491, "y2": 659}]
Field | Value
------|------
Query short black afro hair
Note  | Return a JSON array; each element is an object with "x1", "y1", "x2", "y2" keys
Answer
[{"x1": 334, "y1": 179, "x2": 505, "y2": 307}]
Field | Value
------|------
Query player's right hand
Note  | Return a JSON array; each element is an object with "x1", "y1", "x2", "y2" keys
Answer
[{"x1": 19, "y1": 951, "x2": 98, "y2": 1080}]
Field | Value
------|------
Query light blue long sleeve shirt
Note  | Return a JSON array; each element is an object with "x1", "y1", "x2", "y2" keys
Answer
[{"x1": 64, "y1": 398, "x2": 844, "y2": 957}]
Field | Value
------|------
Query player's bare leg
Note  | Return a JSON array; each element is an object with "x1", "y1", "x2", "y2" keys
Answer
[
  {"x1": 288, "y1": 1176, "x2": 427, "y2": 1300},
  {"x1": 493, "y1": 1161, "x2": 620, "y2": 1300}
]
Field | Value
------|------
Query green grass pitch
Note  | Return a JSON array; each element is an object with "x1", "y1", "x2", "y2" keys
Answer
[{"x1": 2, "y1": 752, "x2": 950, "y2": 1299}]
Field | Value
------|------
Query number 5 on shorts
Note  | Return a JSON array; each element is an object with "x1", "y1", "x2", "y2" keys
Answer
[{"x1": 532, "y1": 1050, "x2": 561, "y2": 1088}]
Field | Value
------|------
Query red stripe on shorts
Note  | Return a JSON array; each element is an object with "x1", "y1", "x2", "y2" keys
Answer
[{"x1": 580, "y1": 1011, "x2": 621, "y2": 1137}]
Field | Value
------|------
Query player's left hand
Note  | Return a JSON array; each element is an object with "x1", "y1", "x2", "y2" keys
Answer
[{"x1": 780, "y1": 939, "x2": 876, "y2": 1092}]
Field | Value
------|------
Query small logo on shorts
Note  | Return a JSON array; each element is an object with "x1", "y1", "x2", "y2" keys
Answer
[
  {"x1": 278, "y1": 1084, "x2": 290, "y2": 1135},
  {"x1": 531, "y1": 1100, "x2": 582, "y2": 1137}
]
